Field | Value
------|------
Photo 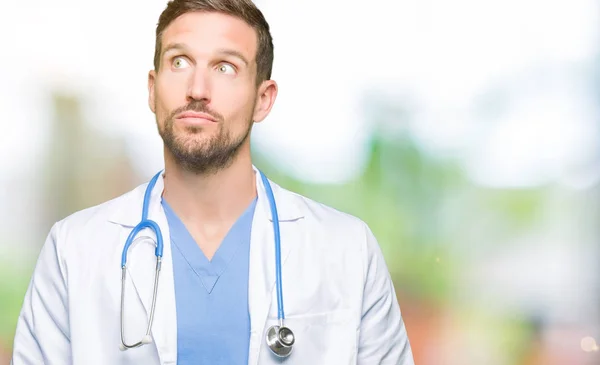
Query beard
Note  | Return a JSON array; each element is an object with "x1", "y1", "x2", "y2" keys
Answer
[{"x1": 157, "y1": 100, "x2": 253, "y2": 175}]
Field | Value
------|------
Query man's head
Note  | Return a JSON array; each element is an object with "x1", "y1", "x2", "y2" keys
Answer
[{"x1": 148, "y1": 0, "x2": 277, "y2": 174}]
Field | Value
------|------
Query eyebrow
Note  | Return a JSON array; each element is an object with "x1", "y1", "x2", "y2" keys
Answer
[
  {"x1": 162, "y1": 43, "x2": 250, "y2": 67},
  {"x1": 162, "y1": 43, "x2": 189, "y2": 58},
  {"x1": 214, "y1": 48, "x2": 249, "y2": 67}
]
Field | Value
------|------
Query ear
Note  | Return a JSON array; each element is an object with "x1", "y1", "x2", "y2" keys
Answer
[
  {"x1": 148, "y1": 70, "x2": 157, "y2": 114},
  {"x1": 253, "y1": 80, "x2": 278, "y2": 123}
]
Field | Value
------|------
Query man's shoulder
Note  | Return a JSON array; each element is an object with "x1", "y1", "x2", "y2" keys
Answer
[{"x1": 279, "y1": 185, "x2": 381, "y2": 275}]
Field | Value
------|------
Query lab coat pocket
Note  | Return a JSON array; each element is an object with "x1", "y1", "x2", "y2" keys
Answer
[{"x1": 262, "y1": 309, "x2": 358, "y2": 364}]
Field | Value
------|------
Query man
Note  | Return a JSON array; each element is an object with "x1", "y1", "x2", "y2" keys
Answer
[{"x1": 11, "y1": 0, "x2": 414, "y2": 364}]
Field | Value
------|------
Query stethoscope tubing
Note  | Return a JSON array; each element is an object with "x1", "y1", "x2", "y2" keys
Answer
[{"x1": 119, "y1": 170, "x2": 290, "y2": 353}]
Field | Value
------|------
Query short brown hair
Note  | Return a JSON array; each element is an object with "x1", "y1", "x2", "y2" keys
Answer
[{"x1": 153, "y1": 0, "x2": 274, "y2": 84}]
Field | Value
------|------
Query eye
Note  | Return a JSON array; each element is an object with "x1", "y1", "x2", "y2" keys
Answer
[
  {"x1": 217, "y1": 63, "x2": 236, "y2": 75},
  {"x1": 172, "y1": 56, "x2": 190, "y2": 69}
]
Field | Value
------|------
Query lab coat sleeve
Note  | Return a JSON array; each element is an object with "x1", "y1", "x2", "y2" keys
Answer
[
  {"x1": 11, "y1": 222, "x2": 72, "y2": 365},
  {"x1": 357, "y1": 224, "x2": 414, "y2": 365}
]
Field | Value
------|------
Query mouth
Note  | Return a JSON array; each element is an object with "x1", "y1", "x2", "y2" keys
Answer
[{"x1": 174, "y1": 111, "x2": 218, "y2": 126}]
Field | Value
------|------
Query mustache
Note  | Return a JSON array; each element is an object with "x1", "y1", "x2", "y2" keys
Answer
[{"x1": 168, "y1": 100, "x2": 224, "y2": 122}]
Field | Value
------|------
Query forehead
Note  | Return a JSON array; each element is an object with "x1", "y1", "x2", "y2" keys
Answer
[{"x1": 161, "y1": 11, "x2": 258, "y2": 61}]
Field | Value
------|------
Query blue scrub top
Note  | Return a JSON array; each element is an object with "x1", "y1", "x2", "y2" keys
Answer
[{"x1": 162, "y1": 197, "x2": 257, "y2": 364}]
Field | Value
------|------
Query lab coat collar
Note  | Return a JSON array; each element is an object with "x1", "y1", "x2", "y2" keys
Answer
[{"x1": 107, "y1": 165, "x2": 304, "y2": 227}]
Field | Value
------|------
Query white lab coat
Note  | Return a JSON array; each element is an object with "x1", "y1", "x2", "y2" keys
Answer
[{"x1": 11, "y1": 167, "x2": 414, "y2": 365}]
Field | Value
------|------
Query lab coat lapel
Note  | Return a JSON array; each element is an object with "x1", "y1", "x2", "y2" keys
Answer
[
  {"x1": 110, "y1": 173, "x2": 177, "y2": 364},
  {"x1": 247, "y1": 170, "x2": 304, "y2": 365}
]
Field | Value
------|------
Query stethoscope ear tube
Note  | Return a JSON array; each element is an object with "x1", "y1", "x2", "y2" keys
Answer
[{"x1": 120, "y1": 255, "x2": 161, "y2": 351}]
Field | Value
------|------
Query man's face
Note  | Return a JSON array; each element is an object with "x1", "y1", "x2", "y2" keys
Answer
[{"x1": 148, "y1": 11, "x2": 276, "y2": 174}]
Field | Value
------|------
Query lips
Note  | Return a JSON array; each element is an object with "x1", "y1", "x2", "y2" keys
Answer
[{"x1": 175, "y1": 111, "x2": 217, "y2": 122}]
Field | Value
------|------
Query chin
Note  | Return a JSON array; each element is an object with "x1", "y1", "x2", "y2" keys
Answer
[
  {"x1": 179, "y1": 137, "x2": 210, "y2": 151},
  {"x1": 176, "y1": 126, "x2": 215, "y2": 140},
  {"x1": 178, "y1": 124, "x2": 208, "y2": 134}
]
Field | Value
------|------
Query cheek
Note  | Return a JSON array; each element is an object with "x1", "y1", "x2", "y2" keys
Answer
[
  {"x1": 155, "y1": 74, "x2": 189, "y2": 117},
  {"x1": 227, "y1": 98, "x2": 256, "y2": 129},
  {"x1": 213, "y1": 81, "x2": 257, "y2": 121}
]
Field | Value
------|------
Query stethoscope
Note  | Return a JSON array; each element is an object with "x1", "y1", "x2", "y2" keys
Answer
[{"x1": 119, "y1": 170, "x2": 295, "y2": 358}]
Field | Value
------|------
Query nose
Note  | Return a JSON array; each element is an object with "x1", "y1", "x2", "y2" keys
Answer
[{"x1": 186, "y1": 68, "x2": 211, "y2": 103}]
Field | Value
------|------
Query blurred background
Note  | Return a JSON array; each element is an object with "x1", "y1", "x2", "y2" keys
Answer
[{"x1": 1, "y1": 0, "x2": 599, "y2": 364}]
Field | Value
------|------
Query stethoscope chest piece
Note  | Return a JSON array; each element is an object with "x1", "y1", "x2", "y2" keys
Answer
[{"x1": 266, "y1": 325, "x2": 295, "y2": 357}]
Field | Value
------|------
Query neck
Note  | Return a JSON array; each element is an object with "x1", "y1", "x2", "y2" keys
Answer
[{"x1": 162, "y1": 150, "x2": 257, "y2": 226}]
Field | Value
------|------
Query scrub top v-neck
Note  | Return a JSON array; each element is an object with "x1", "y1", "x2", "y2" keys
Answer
[{"x1": 161, "y1": 197, "x2": 257, "y2": 365}]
